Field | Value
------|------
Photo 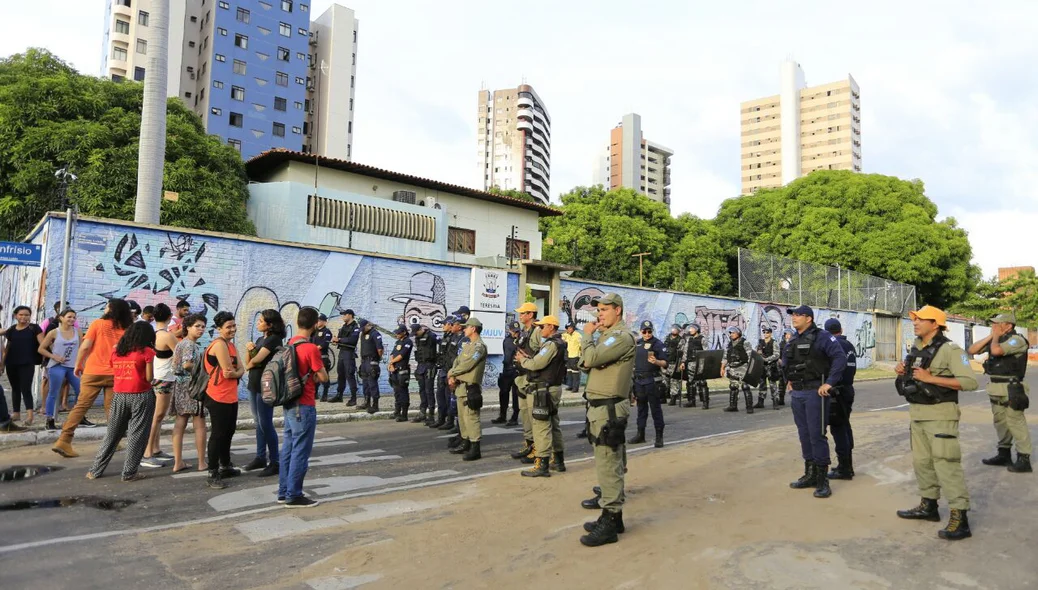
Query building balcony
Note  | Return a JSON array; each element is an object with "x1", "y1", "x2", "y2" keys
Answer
[
  {"x1": 113, "y1": 3, "x2": 132, "y2": 17},
  {"x1": 532, "y1": 117, "x2": 550, "y2": 140},
  {"x1": 527, "y1": 152, "x2": 550, "y2": 174},
  {"x1": 517, "y1": 107, "x2": 534, "y2": 121},
  {"x1": 517, "y1": 119, "x2": 534, "y2": 132},
  {"x1": 517, "y1": 96, "x2": 534, "y2": 109},
  {"x1": 526, "y1": 137, "x2": 550, "y2": 160}
]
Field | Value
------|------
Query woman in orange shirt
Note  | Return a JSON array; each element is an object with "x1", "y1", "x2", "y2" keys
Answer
[
  {"x1": 204, "y1": 311, "x2": 245, "y2": 489},
  {"x1": 53, "y1": 298, "x2": 133, "y2": 458}
]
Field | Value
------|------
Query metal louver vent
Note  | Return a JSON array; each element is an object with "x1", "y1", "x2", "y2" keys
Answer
[
  {"x1": 392, "y1": 190, "x2": 417, "y2": 205},
  {"x1": 306, "y1": 194, "x2": 436, "y2": 243}
]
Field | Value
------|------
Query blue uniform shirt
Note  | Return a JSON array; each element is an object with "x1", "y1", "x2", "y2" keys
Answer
[
  {"x1": 360, "y1": 329, "x2": 384, "y2": 360},
  {"x1": 833, "y1": 335, "x2": 856, "y2": 389},
  {"x1": 634, "y1": 336, "x2": 667, "y2": 384},
  {"x1": 391, "y1": 337, "x2": 413, "y2": 367},
  {"x1": 781, "y1": 325, "x2": 847, "y2": 387}
]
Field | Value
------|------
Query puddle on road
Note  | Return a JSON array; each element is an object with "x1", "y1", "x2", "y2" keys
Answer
[
  {"x1": 0, "y1": 465, "x2": 65, "y2": 482},
  {"x1": 0, "y1": 496, "x2": 136, "y2": 511}
]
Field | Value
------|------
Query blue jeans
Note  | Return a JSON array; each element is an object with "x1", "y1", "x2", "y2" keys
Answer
[
  {"x1": 791, "y1": 389, "x2": 831, "y2": 466},
  {"x1": 46, "y1": 366, "x2": 81, "y2": 418},
  {"x1": 278, "y1": 404, "x2": 317, "y2": 501},
  {"x1": 249, "y1": 391, "x2": 279, "y2": 463}
]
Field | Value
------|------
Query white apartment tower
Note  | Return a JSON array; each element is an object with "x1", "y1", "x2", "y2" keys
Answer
[
  {"x1": 477, "y1": 84, "x2": 552, "y2": 204},
  {"x1": 305, "y1": 4, "x2": 358, "y2": 161},
  {"x1": 592, "y1": 113, "x2": 673, "y2": 207}
]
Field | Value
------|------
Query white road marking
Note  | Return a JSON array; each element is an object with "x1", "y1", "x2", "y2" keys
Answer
[
  {"x1": 869, "y1": 404, "x2": 909, "y2": 412},
  {"x1": 307, "y1": 574, "x2": 383, "y2": 590},
  {"x1": 435, "y1": 426, "x2": 518, "y2": 439}
]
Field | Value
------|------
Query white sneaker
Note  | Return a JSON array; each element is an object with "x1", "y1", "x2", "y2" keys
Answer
[{"x1": 140, "y1": 457, "x2": 169, "y2": 469}]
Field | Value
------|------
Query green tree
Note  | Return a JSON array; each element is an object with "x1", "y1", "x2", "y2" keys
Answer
[
  {"x1": 951, "y1": 269, "x2": 1038, "y2": 327},
  {"x1": 0, "y1": 48, "x2": 255, "y2": 240},
  {"x1": 487, "y1": 186, "x2": 536, "y2": 203},
  {"x1": 714, "y1": 171, "x2": 980, "y2": 308}
]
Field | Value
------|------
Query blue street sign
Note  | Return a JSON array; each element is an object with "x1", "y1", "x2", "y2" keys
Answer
[{"x1": 0, "y1": 242, "x2": 42, "y2": 267}]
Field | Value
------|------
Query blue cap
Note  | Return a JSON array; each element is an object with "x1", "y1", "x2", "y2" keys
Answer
[
  {"x1": 787, "y1": 305, "x2": 814, "y2": 317},
  {"x1": 761, "y1": 325, "x2": 773, "y2": 333},
  {"x1": 640, "y1": 320, "x2": 654, "y2": 332},
  {"x1": 824, "y1": 318, "x2": 842, "y2": 333},
  {"x1": 454, "y1": 306, "x2": 470, "y2": 316},
  {"x1": 727, "y1": 325, "x2": 742, "y2": 334},
  {"x1": 444, "y1": 315, "x2": 458, "y2": 325},
  {"x1": 508, "y1": 321, "x2": 521, "y2": 332},
  {"x1": 340, "y1": 308, "x2": 355, "y2": 316},
  {"x1": 318, "y1": 313, "x2": 328, "y2": 321},
  {"x1": 784, "y1": 328, "x2": 795, "y2": 336},
  {"x1": 411, "y1": 324, "x2": 424, "y2": 334},
  {"x1": 393, "y1": 324, "x2": 408, "y2": 335},
  {"x1": 358, "y1": 319, "x2": 369, "y2": 328}
]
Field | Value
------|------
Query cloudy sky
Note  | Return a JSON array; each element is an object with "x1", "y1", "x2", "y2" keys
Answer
[{"x1": 2, "y1": 0, "x2": 1035, "y2": 279}]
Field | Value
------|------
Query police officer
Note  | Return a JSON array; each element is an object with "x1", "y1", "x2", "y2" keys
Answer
[
  {"x1": 824, "y1": 318, "x2": 857, "y2": 480},
  {"x1": 446, "y1": 317, "x2": 467, "y2": 435},
  {"x1": 431, "y1": 316, "x2": 457, "y2": 429},
  {"x1": 664, "y1": 324, "x2": 684, "y2": 406},
  {"x1": 562, "y1": 323, "x2": 583, "y2": 392},
  {"x1": 454, "y1": 306, "x2": 471, "y2": 324},
  {"x1": 357, "y1": 319, "x2": 384, "y2": 414},
  {"x1": 312, "y1": 314, "x2": 334, "y2": 402},
  {"x1": 630, "y1": 320, "x2": 667, "y2": 448},
  {"x1": 411, "y1": 324, "x2": 438, "y2": 424},
  {"x1": 388, "y1": 325, "x2": 414, "y2": 422},
  {"x1": 512, "y1": 302, "x2": 543, "y2": 464},
  {"x1": 894, "y1": 305, "x2": 978, "y2": 540},
  {"x1": 778, "y1": 328, "x2": 795, "y2": 406},
  {"x1": 681, "y1": 323, "x2": 707, "y2": 408},
  {"x1": 755, "y1": 326, "x2": 782, "y2": 409},
  {"x1": 493, "y1": 321, "x2": 522, "y2": 424},
  {"x1": 578, "y1": 293, "x2": 635, "y2": 547},
  {"x1": 447, "y1": 317, "x2": 487, "y2": 461},
  {"x1": 440, "y1": 316, "x2": 464, "y2": 432},
  {"x1": 784, "y1": 305, "x2": 847, "y2": 499},
  {"x1": 331, "y1": 309, "x2": 361, "y2": 405},
  {"x1": 969, "y1": 311, "x2": 1032, "y2": 473},
  {"x1": 721, "y1": 326, "x2": 755, "y2": 413},
  {"x1": 518, "y1": 315, "x2": 567, "y2": 477}
]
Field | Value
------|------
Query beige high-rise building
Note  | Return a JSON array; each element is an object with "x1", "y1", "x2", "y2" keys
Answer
[
  {"x1": 477, "y1": 84, "x2": 551, "y2": 204},
  {"x1": 592, "y1": 113, "x2": 673, "y2": 207},
  {"x1": 740, "y1": 60, "x2": 861, "y2": 194}
]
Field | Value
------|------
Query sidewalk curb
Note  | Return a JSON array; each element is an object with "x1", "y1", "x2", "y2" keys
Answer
[{"x1": 2, "y1": 379, "x2": 897, "y2": 449}]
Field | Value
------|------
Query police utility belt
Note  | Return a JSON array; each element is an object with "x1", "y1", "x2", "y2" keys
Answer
[
  {"x1": 635, "y1": 371, "x2": 663, "y2": 381},
  {"x1": 586, "y1": 398, "x2": 627, "y2": 451},
  {"x1": 530, "y1": 381, "x2": 558, "y2": 421}
]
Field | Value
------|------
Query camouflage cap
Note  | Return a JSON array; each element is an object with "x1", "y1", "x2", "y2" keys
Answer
[
  {"x1": 463, "y1": 317, "x2": 483, "y2": 328},
  {"x1": 590, "y1": 292, "x2": 623, "y2": 307},
  {"x1": 991, "y1": 311, "x2": 1017, "y2": 324}
]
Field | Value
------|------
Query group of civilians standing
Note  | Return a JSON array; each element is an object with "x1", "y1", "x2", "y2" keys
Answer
[{"x1": 1, "y1": 298, "x2": 328, "y2": 508}]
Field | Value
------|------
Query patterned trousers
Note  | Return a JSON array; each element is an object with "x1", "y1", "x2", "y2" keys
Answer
[{"x1": 89, "y1": 391, "x2": 156, "y2": 479}]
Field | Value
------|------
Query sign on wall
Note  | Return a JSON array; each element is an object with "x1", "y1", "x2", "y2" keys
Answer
[
  {"x1": 470, "y1": 268, "x2": 506, "y2": 313},
  {"x1": 471, "y1": 310, "x2": 505, "y2": 355},
  {"x1": 0, "y1": 242, "x2": 42, "y2": 267}
]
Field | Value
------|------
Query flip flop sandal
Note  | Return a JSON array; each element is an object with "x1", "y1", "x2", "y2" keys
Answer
[{"x1": 172, "y1": 464, "x2": 194, "y2": 474}]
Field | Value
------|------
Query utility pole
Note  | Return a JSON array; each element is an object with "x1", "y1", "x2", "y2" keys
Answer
[
  {"x1": 632, "y1": 252, "x2": 650, "y2": 287},
  {"x1": 56, "y1": 167, "x2": 78, "y2": 310}
]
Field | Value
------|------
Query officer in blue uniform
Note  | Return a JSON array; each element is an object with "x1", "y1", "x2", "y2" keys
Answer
[
  {"x1": 411, "y1": 324, "x2": 438, "y2": 424},
  {"x1": 389, "y1": 325, "x2": 414, "y2": 422},
  {"x1": 331, "y1": 309, "x2": 361, "y2": 405},
  {"x1": 784, "y1": 306, "x2": 848, "y2": 499},
  {"x1": 493, "y1": 321, "x2": 522, "y2": 425},
  {"x1": 357, "y1": 319, "x2": 385, "y2": 414},
  {"x1": 824, "y1": 318, "x2": 857, "y2": 480},
  {"x1": 435, "y1": 316, "x2": 460, "y2": 431},
  {"x1": 312, "y1": 314, "x2": 334, "y2": 402},
  {"x1": 629, "y1": 320, "x2": 668, "y2": 448}
]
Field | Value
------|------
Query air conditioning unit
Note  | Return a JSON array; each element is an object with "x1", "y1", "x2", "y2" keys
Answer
[
  {"x1": 392, "y1": 190, "x2": 417, "y2": 205},
  {"x1": 306, "y1": 78, "x2": 315, "y2": 90},
  {"x1": 309, "y1": 31, "x2": 318, "y2": 46}
]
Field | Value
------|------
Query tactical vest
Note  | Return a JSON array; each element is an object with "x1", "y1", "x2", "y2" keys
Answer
[
  {"x1": 436, "y1": 334, "x2": 452, "y2": 368},
  {"x1": 360, "y1": 331, "x2": 380, "y2": 360},
  {"x1": 665, "y1": 334, "x2": 683, "y2": 364},
  {"x1": 516, "y1": 325, "x2": 537, "y2": 375},
  {"x1": 415, "y1": 333, "x2": 437, "y2": 363},
  {"x1": 982, "y1": 331, "x2": 1028, "y2": 381},
  {"x1": 444, "y1": 333, "x2": 461, "y2": 368},
  {"x1": 684, "y1": 334, "x2": 704, "y2": 361},
  {"x1": 759, "y1": 338, "x2": 775, "y2": 360},
  {"x1": 530, "y1": 335, "x2": 567, "y2": 387},
  {"x1": 635, "y1": 337, "x2": 664, "y2": 378},
  {"x1": 726, "y1": 338, "x2": 749, "y2": 366},
  {"x1": 787, "y1": 327, "x2": 831, "y2": 384},
  {"x1": 897, "y1": 333, "x2": 959, "y2": 404}
]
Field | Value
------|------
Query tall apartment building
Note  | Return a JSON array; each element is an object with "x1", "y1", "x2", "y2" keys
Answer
[
  {"x1": 100, "y1": 0, "x2": 358, "y2": 161},
  {"x1": 591, "y1": 113, "x2": 672, "y2": 207},
  {"x1": 740, "y1": 60, "x2": 861, "y2": 194},
  {"x1": 476, "y1": 85, "x2": 552, "y2": 205}
]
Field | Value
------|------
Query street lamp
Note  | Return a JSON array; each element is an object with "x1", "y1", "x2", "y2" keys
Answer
[{"x1": 55, "y1": 167, "x2": 78, "y2": 310}]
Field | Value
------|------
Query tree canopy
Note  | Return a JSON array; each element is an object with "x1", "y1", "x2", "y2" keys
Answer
[
  {"x1": 950, "y1": 269, "x2": 1037, "y2": 327},
  {"x1": 0, "y1": 48, "x2": 255, "y2": 241},
  {"x1": 713, "y1": 171, "x2": 980, "y2": 308}
]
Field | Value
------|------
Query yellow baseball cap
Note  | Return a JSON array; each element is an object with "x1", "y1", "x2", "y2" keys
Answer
[
  {"x1": 515, "y1": 302, "x2": 538, "y2": 314},
  {"x1": 535, "y1": 315, "x2": 560, "y2": 327},
  {"x1": 909, "y1": 305, "x2": 947, "y2": 328}
]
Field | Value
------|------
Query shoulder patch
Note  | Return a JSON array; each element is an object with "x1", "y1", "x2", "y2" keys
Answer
[
  {"x1": 1009, "y1": 337, "x2": 1021, "y2": 346},
  {"x1": 961, "y1": 353, "x2": 969, "y2": 366},
  {"x1": 538, "y1": 347, "x2": 549, "y2": 356},
  {"x1": 829, "y1": 335, "x2": 837, "y2": 342},
  {"x1": 603, "y1": 336, "x2": 616, "y2": 347}
]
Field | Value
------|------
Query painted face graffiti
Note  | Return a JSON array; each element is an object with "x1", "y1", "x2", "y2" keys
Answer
[
  {"x1": 570, "y1": 287, "x2": 605, "y2": 330},
  {"x1": 390, "y1": 271, "x2": 449, "y2": 334}
]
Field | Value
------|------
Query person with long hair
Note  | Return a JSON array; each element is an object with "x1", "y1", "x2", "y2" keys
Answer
[
  {"x1": 1, "y1": 305, "x2": 44, "y2": 425},
  {"x1": 204, "y1": 311, "x2": 245, "y2": 489},
  {"x1": 86, "y1": 322, "x2": 157, "y2": 481},
  {"x1": 53, "y1": 298, "x2": 133, "y2": 458},
  {"x1": 171, "y1": 314, "x2": 209, "y2": 473},
  {"x1": 243, "y1": 309, "x2": 285, "y2": 477},
  {"x1": 38, "y1": 308, "x2": 82, "y2": 431},
  {"x1": 141, "y1": 303, "x2": 178, "y2": 468}
]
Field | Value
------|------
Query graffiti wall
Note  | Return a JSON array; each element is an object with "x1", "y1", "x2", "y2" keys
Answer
[
  {"x1": 10, "y1": 217, "x2": 519, "y2": 398},
  {"x1": 560, "y1": 279, "x2": 881, "y2": 369}
]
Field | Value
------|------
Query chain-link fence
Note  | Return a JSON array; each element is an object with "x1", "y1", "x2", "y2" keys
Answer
[{"x1": 738, "y1": 248, "x2": 917, "y2": 316}]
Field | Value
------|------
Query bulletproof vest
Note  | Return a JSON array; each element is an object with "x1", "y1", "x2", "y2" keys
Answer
[
  {"x1": 530, "y1": 335, "x2": 567, "y2": 387},
  {"x1": 982, "y1": 331, "x2": 1028, "y2": 380},
  {"x1": 684, "y1": 334, "x2": 704, "y2": 360},
  {"x1": 787, "y1": 327, "x2": 831, "y2": 383},
  {"x1": 444, "y1": 333, "x2": 461, "y2": 367},
  {"x1": 516, "y1": 325, "x2": 537, "y2": 375},
  {"x1": 502, "y1": 335, "x2": 518, "y2": 371},
  {"x1": 758, "y1": 338, "x2": 775, "y2": 359},
  {"x1": 635, "y1": 337, "x2": 663, "y2": 376},
  {"x1": 338, "y1": 321, "x2": 358, "y2": 348},
  {"x1": 665, "y1": 334, "x2": 683, "y2": 364},
  {"x1": 726, "y1": 338, "x2": 749, "y2": 366},
  {"x1": 360, "y1": 330, "x2": 380, "y2": 359},
  {"x1": 899, "y1": 333, "x2": 958, "y2": 404},
  {"x1": 415, "y1": 333, "x2": 437, "y2": 363}
]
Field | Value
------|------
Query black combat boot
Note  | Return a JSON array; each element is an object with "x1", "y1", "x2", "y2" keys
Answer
[
  {"x1": 814, "y1": 466, "x2": 832, "y2": 498},
  {"x1": 581, "y1": 486, "x2": 602, "y2": 509},
  {"x1": 683, "y1": 391, "x2": 696, "y2": 408},
  {"x1": 723, "y1": 386, "x2": 739, "y2": 412},
  {"x1": 449, "y1": 439, "x2": 470, "y2": 455},
  {"x1": 521, "y1": 456, "x2": 550, "y2": 477},
  {"x1": 576, "y1": 429, "x2": 587, "y2": 439},
  {"x1": 583, "y1": 509, "x2": 625, "y2": 534},
  {"x1": 511, "y1": 439, "x2": 534, "y2": 460},
  {"x1": 320, "y1": 392, "x2": 328, "y2": 402},
  {"x1": 463, "y1": 440, "x2": 481, "y2": 461},
  {"x1": 410, "y1": 409, "x2": 426, "y2": 423},
  {"x1": 667, "y1": 392, "x2": 677, "y2": 406},
  {"x1": 520, "y1": 445, "x2": 537, "y2": 464},
  {"x1": 744, "y1": 389, "x2": 755, "y2": 414},
  {"x1": 491, "y1": 410, "x2": 506, "y2": 424},
  {"x1": 391, "y1": 405, "x2": 400, "y2": 419},
  {"x1": 437, "y1": 416, "x2": 455, "y2": 431},
  {"x1": 1008, "y1": 453, "x2": 1032, "y2": 473},
  {"x1": 778, "y1": 391, "x2": 786, "y2": 406},
  {"x1": 789, "y1": 461, "x2": 817, "y2": 489},
  {"x1": 430, "y1": 415, "x2": 445, "y2": 429},
  {"x1": 769, "y1": 385, "x2": 778, "y2": 409},
  {"x1": 425, "y1": 413, "x2": 438, "y2": 427},
  {"x1": 344, "y1": 394, "x2": 354, "y2": 406},
  {"x1": 896, "y1": 497, "x2": 940, "y2": 521},
  {"x1": 982, "y1": 447, "x2": 1011, "y2": 466},
  {"x1": 580, "y1": 510, "x2": 620, "y2": 547},
  {"x1": 628, "y1": 428, "x2": 646, "y2": 444},
  {"x1": 395, "y1": 406, "x2": 409, "y2": 422},
  {"x1": 447, "y1": 434, "x2": 462, "y2": 449},
  {"x1": 701, "y1": 384, "x2": 710, "y2": 409},
  {"x1": 329, "y1": 393, "x2": 344, "y2": 404},
  {"x1": 828, "y1": 454, "x2": 854, "y2": 480},
  {"x1": 367, "y1": 399, "x2": 380, "y2": 414},
  {"x1": 754, "y1": 392, "x2": 766, "y2": 409},
  {"x1": 654, "y1": 428, "x2": 664, "y2": 448},
  {"x1": 506, "y1": 412, "x2": 519, "y2": 426},
  {"x1": 938, "y1": 509, "x2": 971, "y2": 541},
  {"x1": 550, "y1": 452, "x2": 566, "y2": 472}
]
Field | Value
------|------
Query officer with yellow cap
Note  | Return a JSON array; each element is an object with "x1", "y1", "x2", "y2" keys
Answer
[
  {"x1": 517, "y1": 315, "x2": 567, "y2": 477},
  {"x1": 511, "y1": 302, "x2": 543, "y2": 464},
  {"x1": 968, "y1": 310, "x2": 1032, "y2": 473},
  {"x1": 895, "y1": 305, "x2": 979, "y2": 540}
]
